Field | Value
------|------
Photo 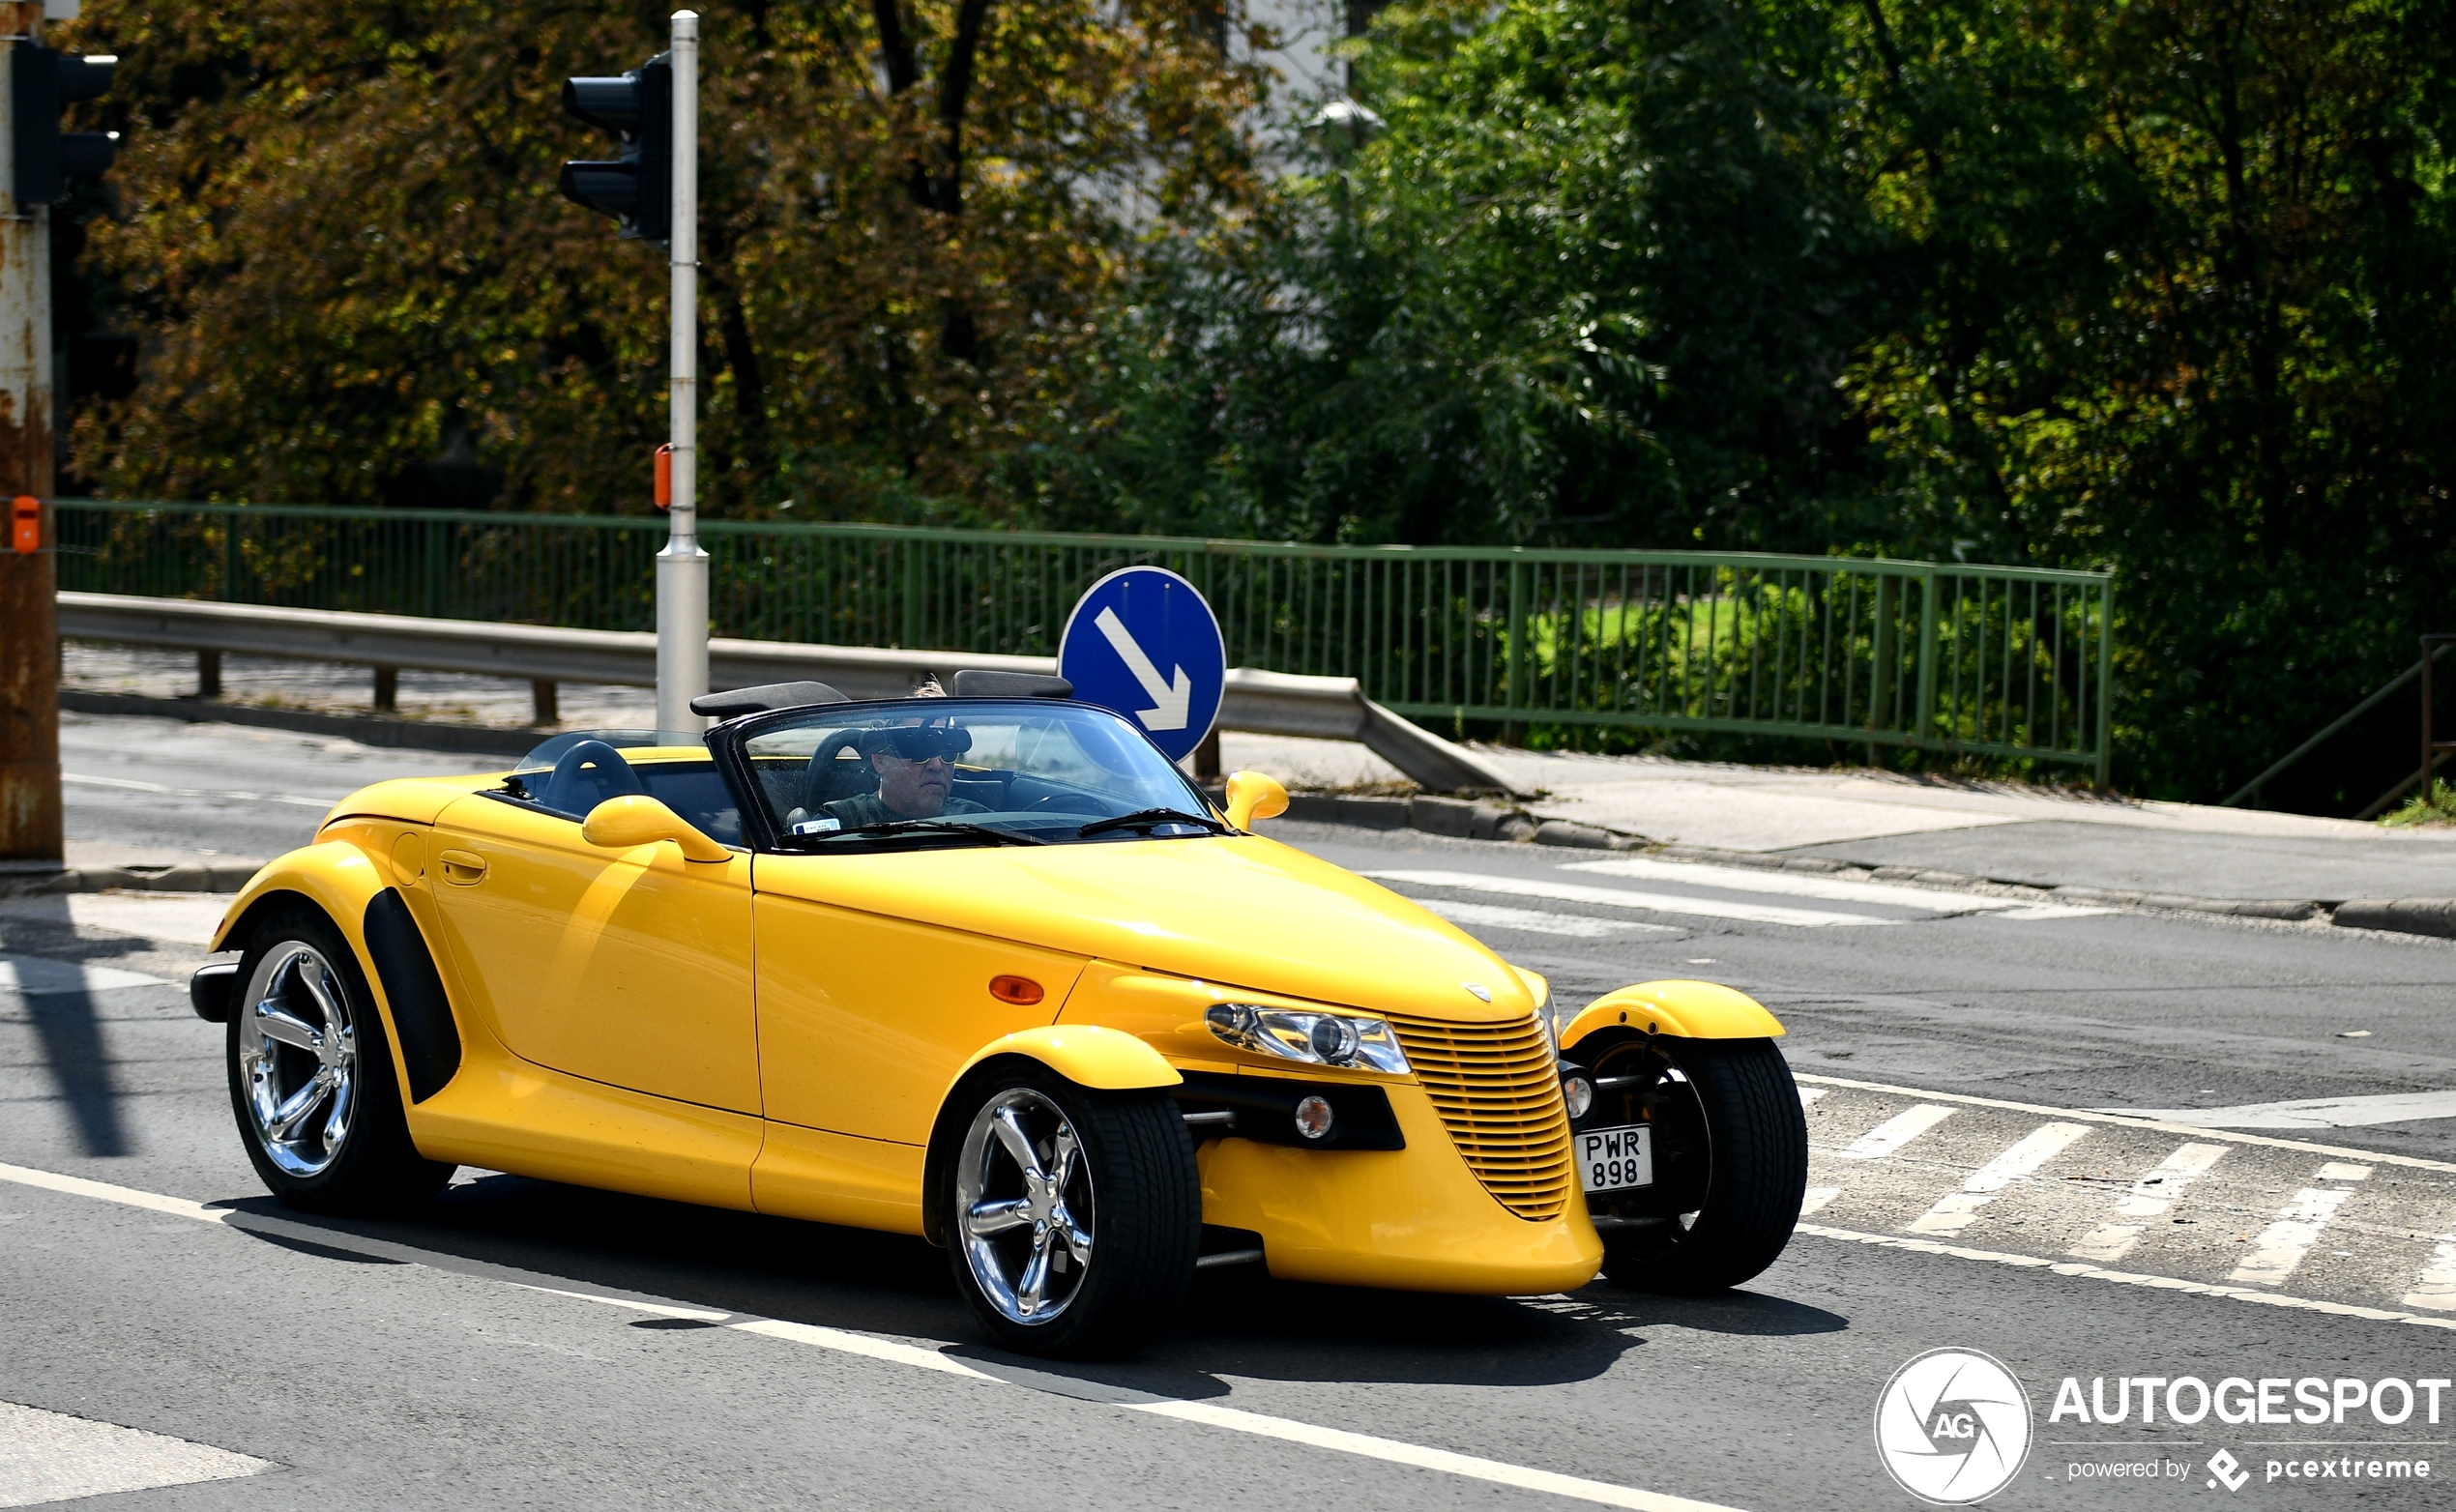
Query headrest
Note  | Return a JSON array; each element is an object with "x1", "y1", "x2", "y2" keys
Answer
[
  {"x1": 690, "y1": 681, "x2": 851, "y2": 717},
  {"x1": 950, "y1": 670, "x2": 1073, "y2": 699}
]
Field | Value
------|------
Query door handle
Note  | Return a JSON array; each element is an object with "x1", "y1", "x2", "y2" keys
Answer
[{"x1": 438, "y1": 850, "x2": 488, "y2": 886}]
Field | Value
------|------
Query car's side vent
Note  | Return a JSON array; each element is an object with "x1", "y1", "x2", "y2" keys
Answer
[{"x1": 1384, "y1": 1011, "x2": 1573, "y2": 1221}]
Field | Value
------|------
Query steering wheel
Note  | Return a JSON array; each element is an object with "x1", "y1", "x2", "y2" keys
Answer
[
  {"x1": 1025, "y1": 792, "x2": 1107, "y2": 815},
  {"x1": 543, "y1": 739, "x2": 644, "y2": 816},
  {"x1": 804, "y1": 731, "x2": 875, "y2": 812}
]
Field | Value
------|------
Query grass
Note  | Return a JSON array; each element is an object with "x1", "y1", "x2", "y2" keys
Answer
[{"x1": 2379, "y1": 779, "x2": 2456, "y2": 828}]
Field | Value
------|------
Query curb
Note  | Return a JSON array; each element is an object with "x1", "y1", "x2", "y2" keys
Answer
[
  {"x1": 0, "y1": 860, "x2": 263, "y2": 899},
  {"x1": 61, "y1": 689, "x2": 541, "y2": 758},
  {"x1": 1279, "y1": 793, "x2": 2455, "y2": 942}
]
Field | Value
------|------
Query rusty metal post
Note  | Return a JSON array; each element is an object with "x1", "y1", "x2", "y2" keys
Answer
[{"x1": 0, "y1": 1, "x2": 61, "y2": 864}]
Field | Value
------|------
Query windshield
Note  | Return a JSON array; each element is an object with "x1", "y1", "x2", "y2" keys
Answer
[{"x1": 733, "y1": 699, "x2": 1223, "y2": 849}]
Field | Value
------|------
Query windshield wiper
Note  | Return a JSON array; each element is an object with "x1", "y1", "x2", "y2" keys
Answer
[
  {"x1": 1075, "y1": 807, "x2": 1236, "y2": 839},
  {"x1": 822, "y1": 819, "x2": 1047, "y2": 847}
]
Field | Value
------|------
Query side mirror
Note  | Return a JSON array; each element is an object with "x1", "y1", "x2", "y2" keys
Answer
[
  {"x1": 581, "y1": 795, "x2": 730, "y2": 862},
  {"x1": 1222, "y1": 771, "x2": 1289, "y2": 830}
]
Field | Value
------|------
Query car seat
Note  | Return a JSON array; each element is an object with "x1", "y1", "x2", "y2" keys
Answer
[{"x1": 539, "y1": 739, "x2": 646, "y2": 817}]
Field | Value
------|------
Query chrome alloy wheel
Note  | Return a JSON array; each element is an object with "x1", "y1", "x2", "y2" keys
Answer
[
  {"x1": 237, "y1": 942, "x2": 360, "y2": 1178},
  {"x1": 955, "y1": 1088, "x2": 1096, "y2": 1325}
]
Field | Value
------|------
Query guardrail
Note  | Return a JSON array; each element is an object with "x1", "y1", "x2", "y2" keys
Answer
[
  {"x1": 57, "y1": 593, "x2": 1523, "y2": 796},
  {"x1": 55, "y1": 500, "x2": 2117, "y2": 779}
]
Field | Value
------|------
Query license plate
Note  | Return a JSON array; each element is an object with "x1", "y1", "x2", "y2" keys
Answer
[{"x1": 1574, "y1": 1124, "x2": 1653, "y2": 1193}]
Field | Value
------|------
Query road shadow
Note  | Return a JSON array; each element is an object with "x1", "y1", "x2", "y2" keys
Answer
[
  {"x1": 16, "y1": 985, "x2": 130, "y2": 1156},
  {"x1": 211, "y1": 1172, "x2": 1847, "y2": 1400}
]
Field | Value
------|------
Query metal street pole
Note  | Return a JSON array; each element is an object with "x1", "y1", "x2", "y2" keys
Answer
[
  {"x1": 0, "y1": 0, "x2": 62, "y2": 866},
  {"x1": 656, "y1": 9, "x2": 708, "y2": 739}
]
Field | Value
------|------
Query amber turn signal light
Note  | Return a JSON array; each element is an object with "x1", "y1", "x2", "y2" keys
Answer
[{"x1": 988, "y1": 974, "x2": 1044, "y2": 1005}]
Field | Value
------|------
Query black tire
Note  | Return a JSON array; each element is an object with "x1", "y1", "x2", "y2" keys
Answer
[
  {"x1": 226, "y1": 902, "x2": 453, "y2": 1214},
  {"x1": 941, "y1": 1061, "x2": 1200, "y2": 1357},
  {"x1": 1570, "y1": 1034, "x2": 1806, "y2": 1293}
]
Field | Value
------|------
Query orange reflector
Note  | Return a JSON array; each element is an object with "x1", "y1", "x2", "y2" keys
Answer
[
  {"x1": 988, "y1": 975, "x2": 1044, "y2": 1006},
  {"x1": 9, "y1": 496, "x2": 36, "y2": 555},
  {"x1": 653, "y1": 444, "x2": 673, "y2": 509}
]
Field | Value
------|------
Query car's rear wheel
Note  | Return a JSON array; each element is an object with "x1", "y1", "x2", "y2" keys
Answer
[
  {"x1": 1569, "y1": 1034, "x2": 1806, "y2": 1293},
  {"x1": 227, "y1": 903, "x2": 453, "y2": 1214},
  {"x1": 943, "y1": 1062, "x2": 1199, "y2": 1357}
]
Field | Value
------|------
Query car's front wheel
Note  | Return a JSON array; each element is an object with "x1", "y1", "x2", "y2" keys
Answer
[
  {"x1": 942, "y1": 1062, "x2": 1199, "y2": 1357},
  {"x1": 226, "y1": 903, "x2": 453, "y2": 1214},
  {"x1": 1568, "y1": 1034, "x2": 1806, "y2": 1293}
]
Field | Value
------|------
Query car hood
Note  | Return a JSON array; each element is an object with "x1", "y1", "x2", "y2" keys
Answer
[{"x1": 751, "y1": 834, "x2": 1535, "y2": 1024}]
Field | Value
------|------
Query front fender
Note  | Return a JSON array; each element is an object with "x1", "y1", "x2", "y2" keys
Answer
[
  {"x1": 207, "y1": 841, "x2": 388, "y2": 953},
  {"x1": 1561, "y1": 978, "x2": 1785, "y2": 1053},
  {"x1": 951, "y1": 1024, "x2": 1184, "y2": 1092}
]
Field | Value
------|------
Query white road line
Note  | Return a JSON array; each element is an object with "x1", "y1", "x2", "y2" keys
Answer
[
  {"x1": 2232, "y1": 1170, "x2": 2372, "y2": 1287},
  {"x1": 2067, "y1": 1143, "x2": 2228, "y2": 1263},
  {"x1": 1798, "y1": 1088, "x2": 1828, "y2": 1108},
  {"x1": 1798, "y1": 1221, "x2": 2456, "y2": 1333},
  {"x1": 1796, "y1": 1071, "x2": 2456, "y2": 1175},
  {"x1": 0, "y1": 1160, "x2": 1750, "y2": 1512},
  {"x1": 1415, "y1": 898, "x2": 1672, "y2": 940},
  {"x1": 2405, "y1": 1239, "x2": 2456, "y2": 1313},
  {"x1": 0, "y1": 954, "x2": 166, "y2": 996},
  {"x1": 1906, "y1": 1123, "x2": 2090, "y2": 1236},
  {"x1": 62, "y1": 771, "x2": 335, "y2": 809},
  {"x1": 1559, "y1": 858, "x2": 2021, "y2": 914},
  {"x1": 1361, "y1": 870, "x2": 1890, "y2": 929},
  {"x1": 2104, "y1": 1090, "x2": 2456, "y2": 1130},
  {"x1": 1799, "y1": 1187, "x2": 1840, "y2": 1216},
  {"x1": 1557, "y1": 859, "x2": 2113, "y2": 922},
  {"x1": 0, "y1": 1400, "x2": 268, "y2": 1506},
  {"x1": 1835, "y1": 1104, "x2": 1956, "y2": 1160}
]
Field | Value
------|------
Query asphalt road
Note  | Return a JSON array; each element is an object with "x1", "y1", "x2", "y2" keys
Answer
[{"x1": 10, "y1": 713, "x2": 2456, "y2": 1509}]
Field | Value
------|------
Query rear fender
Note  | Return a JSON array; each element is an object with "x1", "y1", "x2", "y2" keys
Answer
[
  {"x1": 921, "y1": 1025, "x2": 1183, "y2": 1245},
  {"x1": 1560, "y1": 979, "x2": 1784, "y2": 1056}
]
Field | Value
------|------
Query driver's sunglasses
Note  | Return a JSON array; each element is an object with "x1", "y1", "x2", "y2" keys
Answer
[{"x1": 878, "y1": 727, "x2": 973, "y2": 763}]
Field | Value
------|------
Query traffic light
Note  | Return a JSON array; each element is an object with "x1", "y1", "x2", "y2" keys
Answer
[
  {"x1": 12, "y1": 47, "x2": 116, "y2": 206},
  {"x1": 558, "y1": 55, "x2": 671, "y2": 242}
]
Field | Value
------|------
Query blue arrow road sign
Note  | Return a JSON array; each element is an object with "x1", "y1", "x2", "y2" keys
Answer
[{"x1": 1057, "y1": 567, "x2": 1225, "y2": 763}]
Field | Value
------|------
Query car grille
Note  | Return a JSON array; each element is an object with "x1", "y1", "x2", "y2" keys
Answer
[{"x1": 1386, "y1": 1010, "x2": 1573, "y2": 1221}]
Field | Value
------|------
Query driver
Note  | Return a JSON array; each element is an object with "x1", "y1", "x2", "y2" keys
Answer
[{"x1": 821, "y1": 723, "x2": 989, "y2": 828}]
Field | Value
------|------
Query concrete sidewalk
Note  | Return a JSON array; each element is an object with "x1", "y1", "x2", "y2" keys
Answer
[{"x1": 1221, "y1": 734, "x2": 2456, "y2": 926}]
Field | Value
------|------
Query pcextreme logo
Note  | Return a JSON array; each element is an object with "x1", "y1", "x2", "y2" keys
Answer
[{"x1": 1875, "y1": 1349, "x2": 2034, "y2": 1505}]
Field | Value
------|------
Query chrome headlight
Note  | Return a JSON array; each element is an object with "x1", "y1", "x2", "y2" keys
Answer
[{"x1": 1205, "y1": 1003, "x2": 1410, "y2": 1074}]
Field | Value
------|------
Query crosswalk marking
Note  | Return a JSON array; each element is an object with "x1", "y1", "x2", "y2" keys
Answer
[
  {"x1": 2105, "y1": 1090, "x2": 2456, "y2": 1130},
  {"x1": 2404, "y1": 1240, "x2": 2456, "y2": 1312},
  {"x1": 2231, "y1": 1169, "x2": 2371, "y2": 1286},
  {"x1": 1360, "y1": 870, "x2": 1892, "y2": 929},
  {"x1": 1798, "y1": 1088, "x2": 1828, "y2": 1108},
  {"x1": 1907, "y1": 1123, "x2": 2090, "y2": 1235},
  {"x1": 1558, "y1": 858, "x2": 2023, "y2": 914},
  {"x1": 1412, "y1": 897, "x2": 1672, "y2": 940},
  {"x1": 1836, "y1": 1104, "x2": 1956, "y2": 1160},
  {"x1": 0, "y1": 1400, "x2": 267, "y2": 1506},
  {"x1": 2067, "y1": 1143, "x2": 2228, "y2": 1263},
  {"x1": 1800, "y1": 1187, "x2": 1839, "y2": 1215}
]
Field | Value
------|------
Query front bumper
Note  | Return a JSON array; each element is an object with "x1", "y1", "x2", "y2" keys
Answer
[{"x1": 1193, "y1": 1080, "x2": 1602, "y2": 1294}]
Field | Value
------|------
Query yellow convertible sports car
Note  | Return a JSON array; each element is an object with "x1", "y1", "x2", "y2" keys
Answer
[{"x1": 190, "y1": 676, "x2": 1808, "y2": 1356}]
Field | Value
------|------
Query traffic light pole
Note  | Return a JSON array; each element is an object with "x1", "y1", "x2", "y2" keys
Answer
[
  {"x1": 0, "y1": 0, "x2": 62, "y2": 866},
  {"x1": 656, "y1": 9, "x2": 707, "y2": 739}
]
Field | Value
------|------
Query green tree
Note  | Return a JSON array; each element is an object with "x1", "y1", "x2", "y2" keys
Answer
[{"x1": 62, "y1": 0, "x2": 1265, "y2": 518}]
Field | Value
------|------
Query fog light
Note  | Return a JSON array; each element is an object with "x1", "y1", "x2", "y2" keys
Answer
[
  {"x1": 1293, "y1": 1094, "x2": 1335, "y2": 1141},
  {"x1": 1563, "y1": 1074, "x2": 1594, "y2": 1119}
]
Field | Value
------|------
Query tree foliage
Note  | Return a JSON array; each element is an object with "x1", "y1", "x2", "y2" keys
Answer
[
  {"x1": 54, "y1": 0, "x2": 2456, "y2": 800},
  {"x1": 60, "y1": 0, "x2": 1264, "y2": 518}
]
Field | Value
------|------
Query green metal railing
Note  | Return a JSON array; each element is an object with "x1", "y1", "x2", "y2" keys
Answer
[{"x1": 53, "y1": 500, "x2": 2116, "y2": 776}]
